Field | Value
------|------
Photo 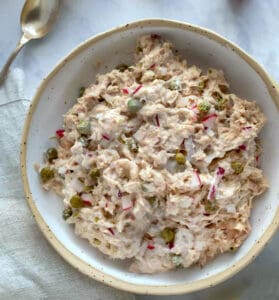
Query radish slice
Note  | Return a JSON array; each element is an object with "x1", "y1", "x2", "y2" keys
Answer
[
  {"x1": 122, "y1": 88, "x2": 129, "y2": 94},
  {"x1": 56, "y1": 129, "x2": 65, "y2": 138},
  {"x1": 82, "y1": 200, "x2": 92, "y2": 207},
  {"x1": 122, "y1": 196, "x2": 133, "y2": 211},
  {"x1": 202, "y1": 113, "x2": 217, "y2": 129},
  {"x1": 194, "y1": 170, "x2": 202, "y2": 187},
  {"x1": 102, "y1": 134, "x2": 110, "y2": 141},
  {"x1": 108, "y1": 228, "x2": 115, "y2": 235},
  {"x1": 207, "y1": 166, "x2": 225, "y2": 200},
  {"x1": 132, "y1": 84, "x2": 143, "y2": 95},
  {"x1": 185, "y1": 136, "x2": 195, "y2": 159}
]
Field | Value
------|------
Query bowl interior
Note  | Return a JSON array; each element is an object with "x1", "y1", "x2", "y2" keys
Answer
[{"x1": 25, "y1": 22, "x2": 279, "y2": 288}]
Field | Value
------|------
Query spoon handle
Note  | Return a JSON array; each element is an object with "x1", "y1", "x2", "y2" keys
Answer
[{"x1": 0, "y1": 34, "x2": 30, "y2": 85}]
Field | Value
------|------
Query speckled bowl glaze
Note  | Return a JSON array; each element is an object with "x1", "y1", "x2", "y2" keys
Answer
[{"x1": 20, "y1": 19, "x2": 279, "y2": 295}]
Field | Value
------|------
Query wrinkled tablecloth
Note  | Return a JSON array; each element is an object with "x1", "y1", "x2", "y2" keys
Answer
[{"x1": 0, "y1": 68, "x2": 135, "y2": 300}]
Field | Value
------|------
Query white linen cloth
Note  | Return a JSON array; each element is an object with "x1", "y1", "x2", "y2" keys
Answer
[{"x1": 0, "y1": 68, "x2": 135, "y2": 300}]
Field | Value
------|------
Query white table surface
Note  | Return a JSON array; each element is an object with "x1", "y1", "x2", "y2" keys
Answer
[{"x1": 1, "y1": 1, "x2": 279, "y2": 299}]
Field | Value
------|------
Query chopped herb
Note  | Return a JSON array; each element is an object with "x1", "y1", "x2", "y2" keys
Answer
[
  {"x1": 171, "y1": 254, "x2": 183, "y2": 267},
  {"x1": 77, "y1": 120, "x2": 91, "y2": 135},
  {"x1": 79, "y1": 136, "x2": 89, "y2": 147},
  {"x1": 169, "y1": 79, "x2": 180, "y2": 90},
  {"x1": 116, "y1": 63, "x2": 128, "y2": 72},
  {"x1": 127, "y1": 138, "x2": 138, "y2": 153},
  {"x1": 215, "y1": 97, "x2": 227, "y2": 111},
  {"x1": 79, "y1": 87, "x2": 85, "y2": 97},
  {"x1": 62, "y1": 207, "x2": 73, "y2": 220}
]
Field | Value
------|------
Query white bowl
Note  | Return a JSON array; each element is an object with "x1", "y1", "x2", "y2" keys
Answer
[{"x1": 21, "y1": 19, "x2": 279, "y2": 295}]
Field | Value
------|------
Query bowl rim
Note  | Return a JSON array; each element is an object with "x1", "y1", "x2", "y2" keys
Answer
[{"x1": 20, "y1": 18, "x2": 279, "y2": 295}]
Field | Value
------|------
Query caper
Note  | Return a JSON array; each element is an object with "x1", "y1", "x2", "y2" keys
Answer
[
  {"x1": 89, "y1": 168, "x2": 100, "y2": 179},
  {"x1": 147, "y1": 196, "x2": 156, "y2": 207},
  {"x1": 62, "y1": 207, "x2": 73, "y2": 220},
  {"x1": 175, "y1": 152, "x2": 186, "y2": 165},
  {"x1": 204, "y1": 200, "x2": 217, "y2": 213},
  {"x1": 127, "y1": 98, "x2": 143, "y2": 113},
  {"x1": 77, "y1": 120, "x2": 91, "y2": 135},
  {"x1": 46, "y1": 147, "x2": 58, "y2": 163},
  {"x1": 70, "y1": 195, "x2": 83, "y2": 208},
  {"x1": 79, "y1": 87, "x2": 85, "y2": 97},
  {"x1": 198, "y1": 101, "x2": 211, "y2": 113},
  {"x1": 116, "y1": 63, "x2": 128, "y2": 72},
  {"x1": 215, "y1": 98, "x2": 227, "y2": 111},
  {"x1": 93, "y1": 238, "x2": 101, "y2": 245},
  {"x1": 40, "y1": 167, "x2": 55, "y2": 183},
  {"x1": 169, "y1": 79, "x2": 180, "y2": 90},
  {"x1": 231, "y1": 161, "x2": 244, "y2": 174},
  {"x1": 94, "y1": 217, "x2": 99, "y2": 223},
  {"x1": 84, "y1": 185, "x2": 94, "y2": 192},
  {"x1": 160, "y1": 228, "x2": 175, "y2": 243}
]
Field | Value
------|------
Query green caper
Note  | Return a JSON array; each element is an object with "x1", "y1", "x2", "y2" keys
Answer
[
  {"x1": 70, "y1": 195, "x2": 83, "y2": 208},
  {"x1": 93, "y1": 238, "x2": 101, "y2": 245},
  {"x1": 84, "y1": 185, "x2": 94, "y2": 192},
  {"x1": 89, "y1": 168, "x2": 100, "y2": 179},
  {"x1": 62, "y1": 207, "x2": 73, "y2": 220},
  {"x1": 231, "y1": 161, "x2": 244, "y2": 174},
  {"x1": 127, "y1": 98, "x2": 143, "y2": 113},
  {"x1": 94, "y1": 217, "x2": 99, "y2": 223},
  {"x1": 169, "y1": 79, "x2": 180, "y2": 90},
  {"x1": 46, "y1": 147, "x2": 58, "y2": 163},
  {"x1": 147, "y1": 196, "x2": 156, "y2": 207},
  {"x1": 136, "y1": 46, "x2": 143, "y2": 54},
  {"x1": 160, "y1": 228, "x2": 175, "y2": 243},
  {"x1": 198, "y1": 101, "x2": 211, "y2": 113},
  {"x1": 40, "y1": 167, "x2": 55, "y2": 183},
  {"x1": 77, "y1": 120, "x2": 91, "y2": 135},
  {"x1": 116, "y1": 63, "x2": 128, "y2": 72},
  {"x1": 79, "y1": 87, "x2": 85, "y2": 97},
  {"x1": 204, "y1": 200, "x2": 217, "y2": 213},
  {"x1": 175, "y1": 152, "x2": 186, "y2": 165},
  {"x1": 214, "y1": 98, "x2": 227, "y2": 111}
]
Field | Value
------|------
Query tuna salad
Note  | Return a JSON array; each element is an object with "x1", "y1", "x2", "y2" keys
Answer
[{"x1": 37, "y1": 34, "x2": 267, "y2": 273}]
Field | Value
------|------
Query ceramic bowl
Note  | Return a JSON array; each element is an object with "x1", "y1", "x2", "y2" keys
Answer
[{"x1": 21, "y1": 19, "x2": 279, "y2": 295}]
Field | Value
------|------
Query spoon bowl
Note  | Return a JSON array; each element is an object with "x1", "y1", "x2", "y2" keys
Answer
[
  {"x1": 21, "y1": 0, "x2": 60, "y2": 39},
  {"x1": 0, "y1": 0, "x2": 60, "y2": 85}
]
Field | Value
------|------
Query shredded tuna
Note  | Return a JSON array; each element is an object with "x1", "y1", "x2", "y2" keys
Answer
[{"x1": 38, "y1": 34, "x2": 267, "y2": 274}]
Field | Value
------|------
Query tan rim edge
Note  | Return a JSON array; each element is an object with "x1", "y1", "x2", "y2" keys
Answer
[{"x1": 20, "y1": 19, "x2": 279, "y2": 295}]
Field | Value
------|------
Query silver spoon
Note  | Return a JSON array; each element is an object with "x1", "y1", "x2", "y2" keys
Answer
[{"x1": 0, "y1": 0, "x2": 60, "y2": 85}]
